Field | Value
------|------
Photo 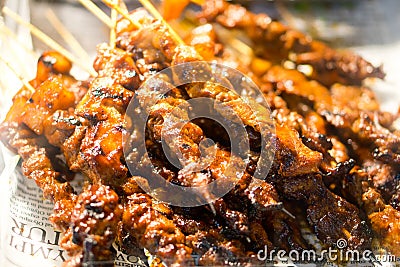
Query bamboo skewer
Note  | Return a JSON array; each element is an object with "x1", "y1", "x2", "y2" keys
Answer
[
  {"x1": 2, "y1": 6, "x2": 97, "y2": 77},
  {"x1": 45, "y1": 9, "x2": 92, "y2": 64},
  {"x1": 78, "y1": 0, "x2": 113, "y2": 28},
  {"x1": 0, "y1": 54, "x2": 36, "y2": 93},
  {"x1": 102, "y1": 0, "x2": 142, "y2": 29},
  {"x1": 109, "y1": 0, "x2": 118, "y2": 48},
  {"x1": 137, "y1": 0, "x2": 185, "y2": 45}
]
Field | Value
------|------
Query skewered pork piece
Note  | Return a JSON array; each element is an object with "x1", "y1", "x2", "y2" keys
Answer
[
  {"x1": 57, "y1": 44, "x2": 143, "y2": 266},
  {"x1": 0, "y1": 52, "x2": 87, "y2": 230},
  {"x1": 261, "y1": 64, "x2": 400, "y2": 166},
  {"x1": 53, "y1": 12, "x2": 272, "y2": 265},
  {"x1": 343, "y1": 163, "x2": 400, "y2": 255},
  {"x1": 71, "y1": 44, "x2": 138, "y2": 187},
  {"x1": 61, "y1": 184, "x2": 122, "y2": 267},
  {"x1": 121, "y1": 193, "x2": 194, "y2": 266},
  {"x1": 273, "y1": 172, "x2": 371, "y2": 250}
]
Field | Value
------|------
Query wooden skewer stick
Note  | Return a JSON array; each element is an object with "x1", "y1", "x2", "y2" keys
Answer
[
  {"x1": 78, "y1": 0, "x2": 113, "y2": 28},
  {"x1": 0, "y1": 54, "x2": 36, "y2": 93},
  {"x1": 109, "y1": 0, "x2": 118, "y2": 48},
  {"x1": 137, "y1": 0, "x2": 185, "y2": 45},
  {"x1": 282, "y1": 207, "x2": 296, "y2": 219},
  {"x1": 3, "y1": 6, "x2": 97, "y2": 77},
  {"x1": 102, "y1": 0, "x2": 142, "y2": 29},
  {"x1": 45, "y1": 9, "x2": 92, "y2": 64}
]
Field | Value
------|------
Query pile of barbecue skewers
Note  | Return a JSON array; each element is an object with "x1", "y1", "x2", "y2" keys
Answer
[{"x1": 0, "y1": 0, "x2": 399, "y2": 266}]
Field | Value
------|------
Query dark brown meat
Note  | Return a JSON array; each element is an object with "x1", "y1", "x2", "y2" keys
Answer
[
  {"x1": 262, "y1": 64, "x2": 400, "y2": 166},
  {"x1": 343, "y1": 167, "x2": 400, "y2": 255},
  {"x1": 263, "y1": 209, "x2": 309, "y2": 251},
  {"x1": 120, "y1": 193, "x2": 194, "y2": 266},
  {"x1": 276, "y1": 173, "x2": 371, "y2": 250},
  {"x1": 68, "y1": 45, "x2": 137, "y2": 187},
  {"x1": 61, "y1": 184, "x2": 122, "y2": 267},
  {"x1": 199, "y1": 0, "x2": 384, "y2": 87},
  {"x1": 325, "y1": 84, "x2": 400, "y2": 165},
  {"x1": 172, "y1": 207, "x2": 263, "y2": 266},
  {"x1": 116, "y1": 9, "x2": 177, "y2": 78},
  {"x1": 0, "y1": 52, "x2": 85, "y2": 231}
]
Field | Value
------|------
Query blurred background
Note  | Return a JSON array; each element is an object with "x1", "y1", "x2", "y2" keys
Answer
[{"x1": 26, "y1": 0, "x2": 400, "y2": 50}]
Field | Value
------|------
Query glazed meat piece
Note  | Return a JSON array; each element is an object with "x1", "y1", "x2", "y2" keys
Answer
[
  {"x1": 364, "y1": 189, "x2": 400, "y2": 255},
  {"x1": 361, "y1": 160, "x2": 400, "y2": 209},
  {"x1": 185, "y1": 23, "x2": 221, "y2": 61},
  {"x1": 262, "y1": 64, "x2": 400, "y2": 166},
  {"x1": 263, "y1": 209, "x2": 310, "y2": 251},
  {"x1": 134, "y1": 74, "x2": 282, "y2": 210},
  {"x1": 199, "y1": 0, "x2": 384, "y2": 87},
  {"x1": 344, "y1": 167, "x2": 400, "y2": 255},
  {"x1": 116, "y1": 9, "x2": 177, "y2": 77},
  {"x1": 93, "y1": 44, "x2": 141, "y2": 91},
  {"x1": 120, "y1": 193, "x2": 194, "y2": 266},
  {"x1": 326, "y1": 84, "x2": 400, "y2": 165},
  {"x1": 20, "y1": 77, "x2": 76, "y2": 135},
  {"x1": 274, "y1": 124, "x2": 322, "y2": 176},
  {"x1": 263, "y1": 65, "x2": 332, "y2": 108},
  {"x1": 61, "y1": 184, "x2": 122, "y2": 266},
  {"x1": 0, "y1": 51, "x2": 87, "y2": 230},
  {"x1": 276, "y1": 173, "x2": 371, "y2": 250},
  {"x1": 172, "y1": 207, "x2": 263, "y2": 266},
  {"x1": 68, "y1": 45, "x2": 137, "y2": 186},
  {"x1": 4, "y1": 124, "x2": 77, "y2": 230}
]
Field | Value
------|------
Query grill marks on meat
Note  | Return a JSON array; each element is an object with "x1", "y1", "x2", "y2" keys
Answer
[
  {"x1": 72, "y1": 45, "x2": 137, "y2": 186},
  {"x1": 58, "y1": 47, "x2": 142, "y2": 266},
  {"x1": 171, "y1": 30, "x2": 366, "y2": 252},
  {"x1": 116, "y1": 9, "x2": 177, "y2": 78},
  {"x1": 132, "y1": 65, "x2": 287, "y2": 262},
  {"x1": 121, "y1": 193, "x2": 194, "y2": 266},
  {"x1": 173, "y1": 24, "x2": 370, "y2": 252},
  {"x1": 61, "y1": 184, "x2": 122, "y2": 266},
  {"x1": 120, "y1": 14, "x2": 311, "y2": 263}
]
